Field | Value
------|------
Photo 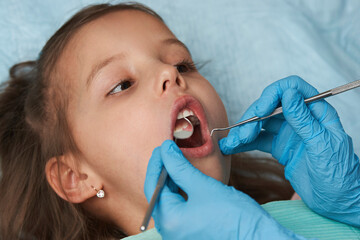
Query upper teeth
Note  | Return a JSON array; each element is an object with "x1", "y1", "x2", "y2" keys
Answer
[{"x1": 177, "y1": 109, "x2": 194, "y2": 119}]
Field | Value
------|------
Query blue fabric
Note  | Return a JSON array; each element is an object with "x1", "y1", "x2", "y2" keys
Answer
[
  {"x1": 1, "y1": 0, "x2": 359, "y2": 153},
  {"x1": 124, "y1": 200, "x2": 360, "y2": 240}
]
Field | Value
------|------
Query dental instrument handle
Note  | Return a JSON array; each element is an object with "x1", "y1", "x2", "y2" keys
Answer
[
  {"x1": 140, "y1": 167, "x2": 168, "y2": 232},
  {"x1": 211, "y1": 79, "x2": 360, "y2": 136}
]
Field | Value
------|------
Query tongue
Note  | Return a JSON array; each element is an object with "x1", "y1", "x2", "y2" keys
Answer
[{"x1": 173, "y1": 118, "x2": 194, "y2": 139}]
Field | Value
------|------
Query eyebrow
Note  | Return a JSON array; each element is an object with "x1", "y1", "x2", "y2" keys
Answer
[
  {"x1": 86, "y1": 53, "x2": 125, "y2": 88},
  {"x1": 162, "y1": 38, "x2": 191, "y2": 56},
  {"x1": 86, "y1": 38, "x2": 191, "y2": 88}
]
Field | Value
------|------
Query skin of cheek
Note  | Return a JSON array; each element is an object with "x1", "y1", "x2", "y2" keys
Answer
[
  {"x1": 186, "y1": 76, "x2": 231, "y2": 183},
  {"x1": 70, "y1": 75, "x2": 230, "y2": 203},
  {"x1": 72, "y1": 108, "x2": 153, "y2": 198},
  {"x1": 69, "y1": 87, "x2": 173, "y2": 206},
  {"x1": 62, "y1": 69, "x2": 158, "y2": 203}
]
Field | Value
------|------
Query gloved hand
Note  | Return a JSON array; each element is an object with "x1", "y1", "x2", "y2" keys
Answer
[
  {"x1": 144, "y1": 140, "x2": 307, "y2": 240},
  {"x1": 220, "y1": 76, "x2": 360, "y2": 227}
]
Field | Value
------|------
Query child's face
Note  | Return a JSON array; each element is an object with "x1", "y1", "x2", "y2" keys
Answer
[{"x1": 58, "y1": 10, "x2": 230, "y2": 230}]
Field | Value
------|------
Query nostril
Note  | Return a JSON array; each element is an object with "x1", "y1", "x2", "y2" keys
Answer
[
  {"x1": 163, "y1": 80, "x2": 169, "y2": 91},
  {"x1": 176, "y1": 77, "x2": 180, "y2": 86}
]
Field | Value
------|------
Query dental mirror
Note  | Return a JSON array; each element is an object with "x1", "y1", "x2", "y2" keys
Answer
[{"x1": 173, "y1": 117, "x2": 194, "y2": 139}]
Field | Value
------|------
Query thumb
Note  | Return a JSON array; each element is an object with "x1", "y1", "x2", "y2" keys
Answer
[
  {"x1": 220, "y1": 131, "x2": 274, "y2": 154},
  {"x1": 144, "y1": 147, "x2": 179, "y2": 203},
  {"x1": 144, "y1": 147, "x2": 163, "y2": 202},
  {"x1": 143, "y1": 145, "x2": 185, "y2": 224},
  {"x1": 160, "y1": 140, "x2": 216, "y2": 196},
  {"x1": 220, "y1": 100, "x2": 263, "y2": 155}
]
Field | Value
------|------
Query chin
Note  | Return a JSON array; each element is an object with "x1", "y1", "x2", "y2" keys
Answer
[{"x1": 190, "y1": 147, "x2": 231, "y2": 184}]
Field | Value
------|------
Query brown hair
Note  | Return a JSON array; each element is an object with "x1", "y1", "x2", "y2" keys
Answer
[
  {"x1": 0, "y1": 3, "x2": 163, "y2": 240},
  {"x1": 229, "y1": 153, "x2": 294, "y2": 204}
]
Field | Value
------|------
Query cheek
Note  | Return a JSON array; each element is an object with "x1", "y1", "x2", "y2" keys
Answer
[
  {"x1": 188, "y1": 77, "x2": 231, "y2": 182},
  {"x1": 72, "y1": 99, "x2": 171, "y2": 196},
  {"x1": 195, "y1": 79, "x2": 229, "y2": 135}
]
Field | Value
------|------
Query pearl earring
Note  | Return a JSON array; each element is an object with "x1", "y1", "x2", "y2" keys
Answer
[{"x1": 91, "y1": 185, "x2": 105, "y2": 198}]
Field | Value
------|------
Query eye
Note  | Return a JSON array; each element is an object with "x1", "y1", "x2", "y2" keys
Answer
[
  {"x1": 175, "y1": 60, "x2": 197, "y2": 73},
  {"x1": 108, "y1": 80, "x2": 134, "y2": 95}
]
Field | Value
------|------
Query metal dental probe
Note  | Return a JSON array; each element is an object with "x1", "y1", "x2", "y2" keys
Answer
[
  {"x1": 140, "y1": 167, "x2": 168, "y2": 231},
  {"x1": 210, "y1": 79, "x2": 360, "y2": 136}
]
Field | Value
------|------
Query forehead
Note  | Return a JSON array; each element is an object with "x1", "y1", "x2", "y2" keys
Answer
[
  {"x1": 68, "y1": 9, "x2": 174, "y2": 56},
  {"x1": 57, "y1": 10, "x2": 175, "y2": 81}
]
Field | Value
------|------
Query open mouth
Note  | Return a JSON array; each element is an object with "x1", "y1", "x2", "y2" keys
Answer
[
  {"x1": 174, "y1": 113, "x2": 203, "y2": 148},
  {"x1": 170, "y1": 95, "x2": 214, "y2": 158}
]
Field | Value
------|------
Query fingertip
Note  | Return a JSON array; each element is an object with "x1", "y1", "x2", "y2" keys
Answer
[
  {"x1": 162, "y1": 139, "x2": 181, "y2": 153},
  {"x1": 219, "y1": 137, "x2": 234, "y2": 155},
  {"x1": 160, "y1": 139, "x2": 191, "y2": 179},
  {"x1": 219, "y1": 121, "x2": 262, "y2": 153},
  {"x1": 285, "y1": 75, "x2": 304, "y2": 82},
  {"x1": 161, "y1": 140, "x2": 183, "y2": 161},
  {"x1": 162, "y1": 139, "x2": 175, "y2": 148},
  {"x1": 255, "y1": 96, "x2": 277, "y2": 117},
  {"x1": 147, "y1": 147, "x2": 163, "y2": 170},
  {"x1": 224, "y1": 132, "x2": 238, "y2": 144},
  {"x1": 150, "y1": 146, "x2": 162, "y2": 160},
  {"x1": 282, "y1": 75, "x2": 320, "y2": 98}
]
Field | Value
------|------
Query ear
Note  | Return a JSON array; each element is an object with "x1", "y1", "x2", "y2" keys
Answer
[{"x1": 45, "y1": 155, "x2": 101, "y2": 203}]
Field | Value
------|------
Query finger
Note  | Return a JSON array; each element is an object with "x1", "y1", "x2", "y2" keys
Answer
[
  {"x1": 307, "y1": 100, "x2": 342, "y2": 131},
  {"x1": 157, "y1": 182, "x2": 185, "y2": 208},
  {"x1": 219, "y1": 121, "x2": 261, "y2": 154},
  {"x1": 281, "y1": 88, "x2": 324, "y2": 143},
  {"x1": 166, "y1": 176, "x2": 179, "y2": 193},
  {"x1": 160, "y1": 140, "x2": 215, "y2": 195},
  {"x1": 151, "y1": 182, "x2": 185, "y2": 227},
  {"x1": 144, "y1": 147, "x2": 163, "y2": 202},
  {"x1": 220, "y1": 131, "x2": 274, "y2": 154},
  {"x1": 144, "y1": 146, "x2": 184, "y2": 223},
  {"x1": 255, "y1": 76, "x2": 319, "y2": 117},
  {"x1": 220, "y1": 101, "x2": 263, "y2": 153},
  {"x1": 262, "y1": 117, "x2": 285, "y2": 134}
]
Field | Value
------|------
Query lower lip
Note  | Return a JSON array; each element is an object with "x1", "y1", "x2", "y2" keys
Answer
[{"x1": 179, "y1": 135, "x2": 214, "y2": 159}]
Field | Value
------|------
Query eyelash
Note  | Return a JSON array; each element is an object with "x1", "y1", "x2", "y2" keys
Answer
[
  {"x1": 108, "y1": 79, "x2": 134, "y2": 96},
  {"x1": 175, "y1": 59, "x2": 197, "y2": 73},
  {"x1": 108, "y1": 59, "x2": 197, "y2": 96}
]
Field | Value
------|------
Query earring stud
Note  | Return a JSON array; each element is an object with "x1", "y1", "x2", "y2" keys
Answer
[{"x1": 91, "y1": 185, "x2": 105, "y2": 198}]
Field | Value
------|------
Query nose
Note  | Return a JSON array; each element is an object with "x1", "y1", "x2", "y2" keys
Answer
[{"x1": 156, "y1": 64, "x2": 187, "y2": 96}]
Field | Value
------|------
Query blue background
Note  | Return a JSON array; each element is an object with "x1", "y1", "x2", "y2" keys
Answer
[{"x1": 1, "y1": 0, "x2": 359, "y2": 154}]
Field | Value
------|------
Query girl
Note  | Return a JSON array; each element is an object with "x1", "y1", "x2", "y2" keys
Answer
[
  {"x1": 1, "y1": 3, "x2": 291, "y2": 239},
  {"x1": 2, "y1": 2, "x2": 358, "y2": 240}
]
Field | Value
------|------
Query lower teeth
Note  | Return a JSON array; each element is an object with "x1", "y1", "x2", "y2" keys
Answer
[{"x1": 173, "y1": 117, "x2": 194, "y2": 139}]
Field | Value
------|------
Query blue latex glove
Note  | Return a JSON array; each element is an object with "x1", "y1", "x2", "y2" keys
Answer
[
  {"x1": 220, "y1": 76, "x2": 360, "y2": 227},
  {"x1": 144, "y1": 140, "x2": 308, "y2": 240}
]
